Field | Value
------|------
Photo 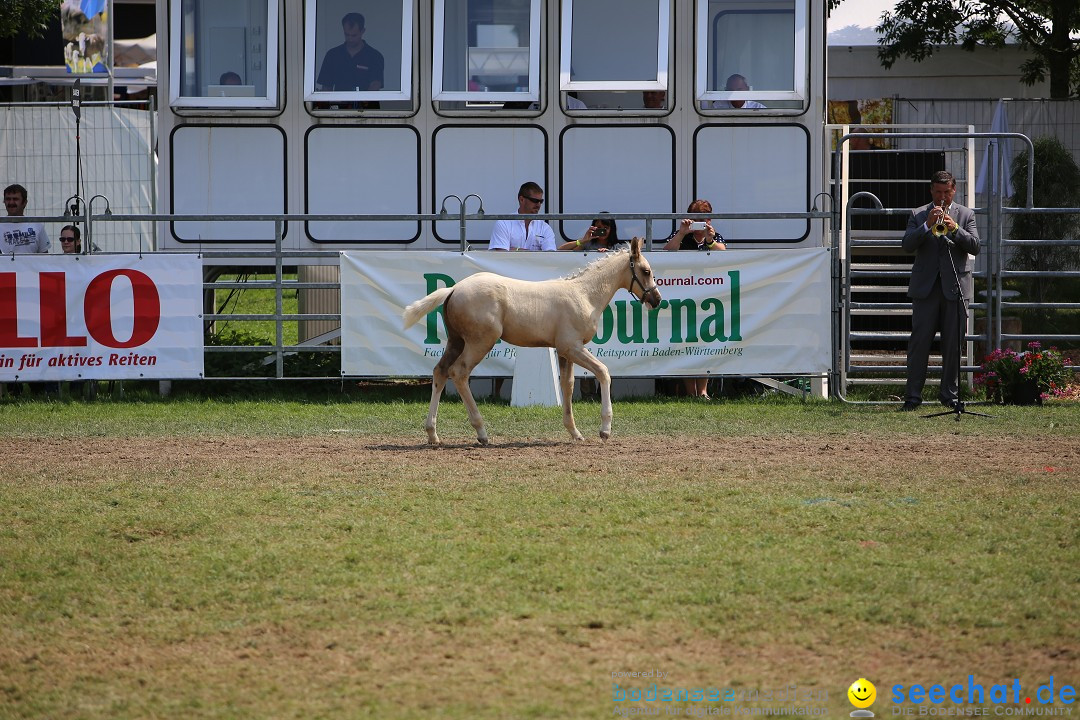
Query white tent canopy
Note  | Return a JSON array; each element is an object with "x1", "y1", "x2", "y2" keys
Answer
[{"x1": 114, "y1": 34, "x2": 156, "y2": 67}]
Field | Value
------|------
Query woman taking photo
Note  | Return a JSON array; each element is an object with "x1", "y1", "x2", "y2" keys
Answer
[{"x1": 558, "y1": 213, "x2": 618, "y2": 252}]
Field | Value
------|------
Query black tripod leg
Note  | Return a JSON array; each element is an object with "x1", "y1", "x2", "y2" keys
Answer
[{"x1": 923, "y1": 235, "x2": 993, "y2": 422}]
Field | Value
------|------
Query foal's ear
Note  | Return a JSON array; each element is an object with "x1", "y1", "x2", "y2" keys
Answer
[{"x1": 630, "y1": 236, "x2": 643, "y2": 257}]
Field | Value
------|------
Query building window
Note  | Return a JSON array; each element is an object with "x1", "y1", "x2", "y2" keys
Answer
[
  {"x1": 432, "y1": 0, "x2": 541, "y2": 109},
  {"x1": 559, "y1": 0, "x2": 669, "y2": 111},
  {"x1": 696, "y1": 0, "x2": 806, "y2": 111},
  {"x1": 304, "y1": 0, "x2": 414, "y2": 108},
  {"x1": 169, "y1": 0, "x2": 280, "y2": 109}
]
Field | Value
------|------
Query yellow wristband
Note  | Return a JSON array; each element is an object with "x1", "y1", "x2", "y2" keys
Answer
[
  {"x1": 576, "y1": 239, "x2": 584, "y2": 248},
  {"x1": 705, "y1": 238, "x2": 716, "y2": 247}
]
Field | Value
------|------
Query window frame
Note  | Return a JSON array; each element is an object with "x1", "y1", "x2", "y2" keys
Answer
[
  {"x1": 168, "y1": 0, "x2": 281, "y2": 110},
  {"x1": 431, "y1": 0, "x2": 542, "y2": 103},
  {"x1": 303, "y1": 0, "x2": 415, "y2": 103},
  {"x1": 695, "y1": 0, "x2": 806, "y2": 106},
  {"x1": 559, "y1": 0, "x2": 670, "y2": 92}
]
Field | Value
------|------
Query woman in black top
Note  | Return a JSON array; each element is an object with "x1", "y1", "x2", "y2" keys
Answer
[
  {"x1": 662, "y1": 198, "x2": 725, "y2": 251},
  {"x1": 663, "y1": 199, "x2": 725, "y2": 399}
]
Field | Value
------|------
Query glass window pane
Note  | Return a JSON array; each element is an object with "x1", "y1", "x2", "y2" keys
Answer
[
  {"x1": 434, "y1": 0, "x2": 540, "y2": 103},
  {"x1": 305, "y1": 0, "x2": 413, "y2": 104},
  {"x1": 172, "y1": 0, "x2": 278, "y2": 107},
  {"x1": 709, "y1": 2, "x2": 793, "y2": 92},
  {"x1": 570, "y1": 90, "x2": 669, "y2": 110},
  {"x1": 698, "y1": 0, "x2": 804, "y2": 107},
  {"x1": 563, "y1": 0, "x2": 665, "y2": 86}
]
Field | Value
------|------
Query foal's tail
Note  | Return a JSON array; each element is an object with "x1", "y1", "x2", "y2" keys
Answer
[{"x1": 402, "y1": 287, "x2": 454, "y2": 329}]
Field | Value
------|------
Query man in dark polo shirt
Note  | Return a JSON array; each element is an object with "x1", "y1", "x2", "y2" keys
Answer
[{"x1": 316, "y1": 12, "x2": 384, "y2": 93}]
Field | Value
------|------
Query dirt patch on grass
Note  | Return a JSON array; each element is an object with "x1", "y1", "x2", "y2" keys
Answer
[{"x1": 8, "y1": 432, "x2": 1080, "y2": 484}]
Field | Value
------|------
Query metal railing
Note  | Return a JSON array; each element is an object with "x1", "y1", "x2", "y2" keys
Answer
[
  {"x1": 833, "y1": 130, "x2": 1080, "y2": 403},
  {"x1": 19, "y1": 192, "x2": 1076, "y2": 391},
  {"x1": 60, "y1": 206, "x2": 832, "y2": 381}
]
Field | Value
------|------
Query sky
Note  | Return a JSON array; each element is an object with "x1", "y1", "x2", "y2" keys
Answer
[
  {"x1": 827, "y1": 0, "x2": 897, "y2": 44},
  {"x1": 828, "y1": 0, "x2": 896, "y2": 29}
]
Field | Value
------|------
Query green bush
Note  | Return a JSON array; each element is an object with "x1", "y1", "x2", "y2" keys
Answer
[
  {"x1": 204, "y1": 328, "x2": 340, "y2": 380},
  {"x1": 204, "y1": 328, "x2": 273, "y2": 378}
]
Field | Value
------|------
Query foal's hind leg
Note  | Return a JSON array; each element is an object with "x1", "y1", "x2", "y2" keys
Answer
[
  {"x1": 426, "y1": 335, "x2": 464, "y2": 445},
  {"x1": 448, "y1": 339, "x2": 498, "y2": 445},
  {"x1": 558, "y1": 354, "x2": 584, "y2": 441}
]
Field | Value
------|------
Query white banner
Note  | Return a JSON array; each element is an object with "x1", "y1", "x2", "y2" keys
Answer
[
  {"x1": 0, "y1": 254, "x2": 204, "y2": 381},
  {"x1": 342, "y1": 249, "x2": 831, "y2": 378}
]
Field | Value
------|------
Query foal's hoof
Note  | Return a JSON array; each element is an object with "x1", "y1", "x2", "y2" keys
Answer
[
  {"x1": 477, "y1": 437, "x2": 490, "y2": 446},
  {"x1": 599, "y1": 430, "x2": 611, "y2": 441}
]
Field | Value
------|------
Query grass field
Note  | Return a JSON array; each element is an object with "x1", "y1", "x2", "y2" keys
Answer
[{"x1": 1, "y1": 389, "x2": 1078, "y2": 718}]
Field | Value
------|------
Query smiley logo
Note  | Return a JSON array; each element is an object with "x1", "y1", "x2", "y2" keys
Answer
[{"x1": 848, "y1": 678, "x2": 876, "y2": 709}]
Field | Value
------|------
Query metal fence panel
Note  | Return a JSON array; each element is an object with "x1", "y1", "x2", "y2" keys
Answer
[
  {"x1": 894, "y1": 98, "x2": 1080, "y2": 169},
  {"x1": 0, "y1": 102, "x2": 155, "y2": 253}
]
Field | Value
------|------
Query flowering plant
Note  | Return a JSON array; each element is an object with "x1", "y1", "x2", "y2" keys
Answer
[{"x1": 974, "y1": 341, "x2": 1074, "y2": 404}]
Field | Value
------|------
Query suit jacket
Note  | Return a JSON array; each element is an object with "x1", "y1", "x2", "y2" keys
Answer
[{"x1": 902, "y1": 201, "x2": 980, "y2": 300}]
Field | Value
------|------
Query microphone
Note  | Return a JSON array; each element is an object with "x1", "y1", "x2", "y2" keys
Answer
[{"x1": 71, "y1": 78, "x2": 82, "y2": 121}]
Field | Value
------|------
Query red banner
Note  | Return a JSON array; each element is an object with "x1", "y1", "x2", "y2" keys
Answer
[{"x1": 0, "y1": 254, "x2": 204, "y2": 381}]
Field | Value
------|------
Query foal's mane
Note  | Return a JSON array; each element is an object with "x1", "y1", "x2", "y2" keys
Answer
[{"x1": 561, "y1": 243, "x2": 631, "y2": 281}]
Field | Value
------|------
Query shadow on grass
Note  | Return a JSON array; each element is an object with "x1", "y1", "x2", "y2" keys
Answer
[{"x1": 368, "y1": 438, "x2": 578, "y2": 451}]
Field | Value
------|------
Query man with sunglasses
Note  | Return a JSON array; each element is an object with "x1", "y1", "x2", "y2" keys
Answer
[{"x1": 489, "y1": 181, "x2": 556, "y2": 252}]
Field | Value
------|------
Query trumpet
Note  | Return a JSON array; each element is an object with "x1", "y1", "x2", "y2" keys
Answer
[{"x1": 931, "y1": 201, "x2": 950, "y2": 237}]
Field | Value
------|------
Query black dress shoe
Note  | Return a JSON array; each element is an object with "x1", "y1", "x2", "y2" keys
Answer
[
  {"x1": 899, "y1": 401, "x2": 920, "y2": 412},
  {"x1": 939, "y1": 398, "x2": 959, "y2": 409}
]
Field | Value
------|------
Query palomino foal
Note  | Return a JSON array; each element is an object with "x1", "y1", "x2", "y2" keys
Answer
[{"x1": 402, "y1": 237, "x2": 661, "y2": 445}]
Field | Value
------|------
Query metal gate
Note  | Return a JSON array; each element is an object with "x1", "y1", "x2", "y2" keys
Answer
[{"x1": 832, "y1": 128, "x2": 1080, "y2": 403}]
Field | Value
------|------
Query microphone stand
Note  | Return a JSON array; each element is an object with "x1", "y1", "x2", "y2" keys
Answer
[
  {"x1": 923, "y1": 225, "x2": 992, "y2": 421},
  {"x1": 71, "y1": 79, "x2": 83, "y2": 222}
]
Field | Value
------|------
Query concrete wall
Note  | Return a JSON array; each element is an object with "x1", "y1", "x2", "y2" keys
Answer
[{"x1": 828, "y1": 45, "x2": 1051, "y2": 100}]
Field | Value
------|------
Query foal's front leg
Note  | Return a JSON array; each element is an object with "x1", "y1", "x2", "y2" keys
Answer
[
  {"x1": 566, "y1": 347, "x2": 612, "y2": 440},
  {"x1": 558, "y1": 354, "x2": 584, "y2": 441}
]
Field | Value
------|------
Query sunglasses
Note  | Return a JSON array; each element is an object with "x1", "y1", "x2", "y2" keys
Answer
[
  {"x1": 61, "y1": 237, "x2": 77, "y2": 242},
  {"x1": 521, "y1": 195, "x2": 543, "y2": 204}
]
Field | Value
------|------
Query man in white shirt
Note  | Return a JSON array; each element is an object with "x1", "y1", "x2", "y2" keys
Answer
[
  {"x1": 2, "y1": 183, "x2": 50, "y2": 254},
  {"x1": 707, "y1": 73, "x2": 766, "y2": 110},
  {"x1": 489, "y1": 181, "x2": 556, "y2": 251}
]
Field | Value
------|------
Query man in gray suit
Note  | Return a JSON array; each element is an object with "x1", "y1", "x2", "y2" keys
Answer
[{"x1": 900, "y1": 170, "x2": 981, "y2": 411}]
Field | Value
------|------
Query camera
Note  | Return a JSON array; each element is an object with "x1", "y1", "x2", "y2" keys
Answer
[
  {"x1": 591, "y1": 226, "x2": 605, "y2": 237},
  {"x1": 689, "y1": 221, "x2": 707, "y2": 232}
]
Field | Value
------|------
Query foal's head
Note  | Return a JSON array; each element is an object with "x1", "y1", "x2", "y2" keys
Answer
[{"x1": 626, "y1": 237, "x2": 662, "y2": 310}]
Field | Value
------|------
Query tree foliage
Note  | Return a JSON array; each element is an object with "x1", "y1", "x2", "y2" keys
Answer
[
  {"x1": 0, "y1": 0, "x2": 60, "y2": 40},
  {"x1": 869, "y1": 0, "x2": 1080, "y2": 98}
]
